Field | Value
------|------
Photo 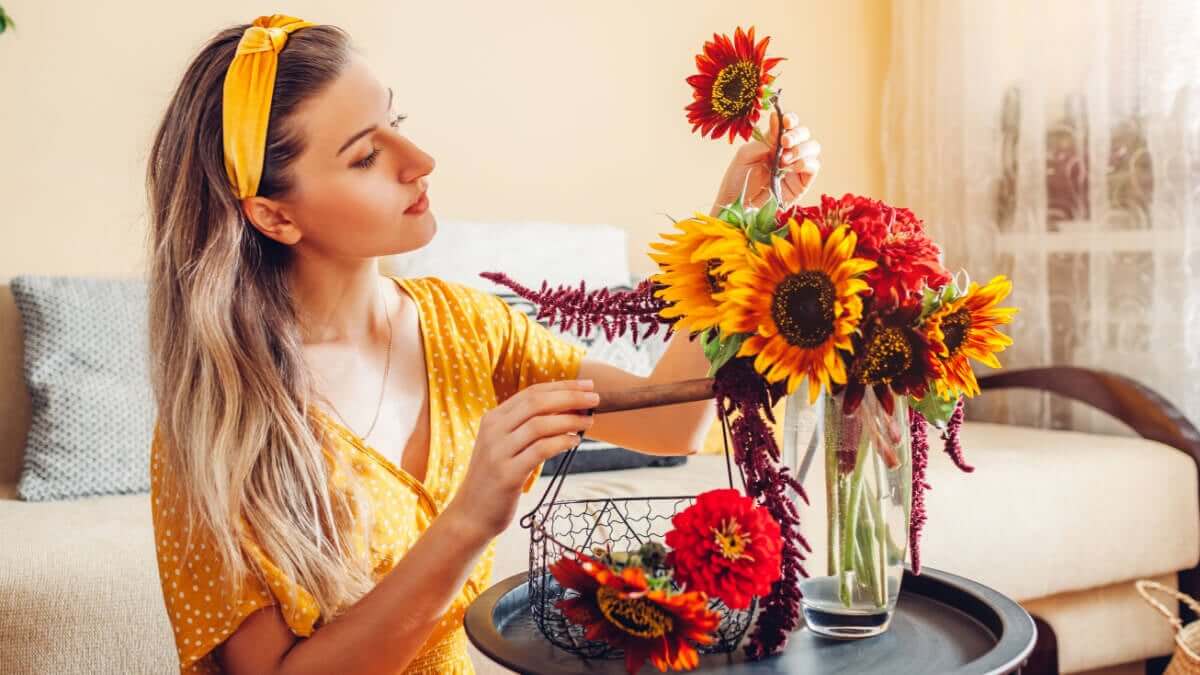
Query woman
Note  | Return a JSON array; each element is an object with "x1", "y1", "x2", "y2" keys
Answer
[{"x1": 147, "y1": 15, "x2": 820, "y2": 675}]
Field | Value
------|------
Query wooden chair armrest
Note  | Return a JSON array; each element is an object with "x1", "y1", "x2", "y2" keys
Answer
[{"x1": 979, "y1": 366, "x2": 1200, "y2": 459}]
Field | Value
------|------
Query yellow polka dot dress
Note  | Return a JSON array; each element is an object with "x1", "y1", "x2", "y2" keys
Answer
[{"x1": 150, "y1": 277, "x2": 586, "y2": 674}]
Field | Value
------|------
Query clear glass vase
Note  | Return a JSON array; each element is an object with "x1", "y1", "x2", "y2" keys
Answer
[{"x1": 796, "y1": 387, "x2": 911, "y2": 639}]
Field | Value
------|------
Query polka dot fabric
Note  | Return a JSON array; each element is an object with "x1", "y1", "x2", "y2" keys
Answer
[{"x1": 150, "y1": 276, "x2": 586, "y2": 674}]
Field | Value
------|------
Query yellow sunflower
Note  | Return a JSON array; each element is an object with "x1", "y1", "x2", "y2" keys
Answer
[
  {"x1": 925, "y1": 275, "x2": 1019, "y2": 399},
  {"x1": 717, "y1": 218, "x2": 876, "y2": 402},
  {"x1": 649, "y1": 213, "x2": 751, "y2": 334}
]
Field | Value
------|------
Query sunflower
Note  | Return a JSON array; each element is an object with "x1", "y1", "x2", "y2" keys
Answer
[
  {"x1": 717, "y1": 218, "x2": 875, "y2": 403},
  {"x1": 551, "y1": 555, "x2": 719, "y2": 674},
  {"x1": 685, "y1": 26, "x2": 784, "y2": 143},
  {"x1": 665, "y1": 488, "x2": 782, "y2": 611},
  {"x1": 925, "y1": 275, "x2": 1019, "y2": 399},
  {"x1": 650, "y1": 214, "x2": 750, "y2": 335},
  {"x1": 844, "y1": 308, "x2": 938, "y2": 415}
]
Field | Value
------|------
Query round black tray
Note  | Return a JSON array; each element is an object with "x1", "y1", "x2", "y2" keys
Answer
[{"x1": 465, "y1": 567, "x2": 1037, "y2": 674}]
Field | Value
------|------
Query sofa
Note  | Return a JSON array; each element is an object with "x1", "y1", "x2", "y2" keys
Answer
[{"x1": 2, "y1": 221, "x2": 1197, "y2": 674}]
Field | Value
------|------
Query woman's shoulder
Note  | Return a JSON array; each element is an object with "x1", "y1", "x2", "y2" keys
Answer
[{"x1": 391, "y1": 275, "x2": 509, "y2": 322}]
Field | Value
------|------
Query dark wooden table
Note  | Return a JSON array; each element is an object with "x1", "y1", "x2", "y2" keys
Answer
[{"x1": 465, "y1": 567, "x2": 1037, "y2": 674}]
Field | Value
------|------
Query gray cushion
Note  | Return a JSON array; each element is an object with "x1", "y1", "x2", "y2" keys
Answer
[{"x1": 11, "y1": 277, "x2": 154, "y2": 501}]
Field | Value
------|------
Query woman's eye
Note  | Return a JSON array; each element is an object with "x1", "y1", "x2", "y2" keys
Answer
[
  {"x1": 352, "y1": 147, "x2": 380, "y2": 169},
  {"x1": 389, "y1": 112, "x2": 408, "y2": 129}
]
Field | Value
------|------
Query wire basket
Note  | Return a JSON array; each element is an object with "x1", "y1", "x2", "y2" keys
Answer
[
  {"x1": 519, "y1": 405, "x2": 755, "y2": 661},
  {"x1": 522, "y1": 494, "x2": 755, "y2": 658}
]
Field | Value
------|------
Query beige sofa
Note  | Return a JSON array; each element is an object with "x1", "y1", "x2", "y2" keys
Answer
[{"x1": 2, "y1": 275, "x2": 1197, "y2": 674}]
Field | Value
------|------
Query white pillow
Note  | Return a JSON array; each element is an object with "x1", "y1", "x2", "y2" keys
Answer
[{"x1": 382, "y1": 221, "x2": 631, "y2": 292}]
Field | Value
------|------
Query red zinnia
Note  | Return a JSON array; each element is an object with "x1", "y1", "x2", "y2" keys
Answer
[
  {"x1": 685, "y1": 26, "x2": 784, "y2": 143},
  {"x1": 795, "y1": 194, "x2": 953, "y2": 310},
  {"x1": 665, "y1": 489, "x2": 783, "y2": 610},
  {"x1": 551, "y1": 555, "x2": 719, "y2": 674}
]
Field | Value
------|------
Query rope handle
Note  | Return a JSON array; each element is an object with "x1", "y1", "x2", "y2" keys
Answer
[{"x1": 1136, "y1": 579, "x2": 1200, "y2": 632}]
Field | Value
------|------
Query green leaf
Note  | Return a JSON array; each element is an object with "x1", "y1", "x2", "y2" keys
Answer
[
  {"x1": 706, "y1": 333, "x2": 748, "y2": 376},
  {"x1": 717, "y1": 205, "x2": 744, "y2": 228},
  {"x1": 755, "y1": 194, "x2": 779, "y2": 233},
  {"x1": 0, "y1": 6, "x2": 11, "y2": 34},
  {"x1": 910, "y1": 394, "x2": 959, "y2": 429},
  {"x1": 701, "y1": 329, "x2": 722, "y2": 362},
  {"x1": 759, "y1": 85, "x2": 776, "y2": 110},
  {"x1": 919, "y1": 286, "x2": 941, "y2": 321}
]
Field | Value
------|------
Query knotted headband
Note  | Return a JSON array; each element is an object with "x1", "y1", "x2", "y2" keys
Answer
[{"x1": 222, "y1": 14, "x2": 317, "y2": 198}]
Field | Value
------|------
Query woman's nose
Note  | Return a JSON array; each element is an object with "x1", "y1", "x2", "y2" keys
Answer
[{"x1": 389, "y1": 134, "x2": 435, "y2": 183}]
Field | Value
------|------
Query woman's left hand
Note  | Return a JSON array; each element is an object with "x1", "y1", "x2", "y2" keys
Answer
[{"x1": 709, "y1": 111, "x2": 821, "y2": 214}]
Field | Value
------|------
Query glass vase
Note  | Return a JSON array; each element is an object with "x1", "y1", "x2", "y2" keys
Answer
[{"x1": 796, "y1": 387, "x2": 911, "y2": 639}]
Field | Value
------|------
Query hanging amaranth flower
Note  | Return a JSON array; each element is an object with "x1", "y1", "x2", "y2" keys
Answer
[
  {"x1": 685, "y1": 26, "x2": 784, "y2": 143},
  {"x1": 480, "y1": 272, "x2": 672, "y2": 344},
  {"x1": 908, "y1": 408, "x2": 932, "y2": 574},
  {"x1": 712, "y1": 359, "x2": 810, "y2": 659}
]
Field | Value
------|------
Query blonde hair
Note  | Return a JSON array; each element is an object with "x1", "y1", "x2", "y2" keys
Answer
[{"x1": 146, "y1": 22, "x2": 375, "y2": 623}]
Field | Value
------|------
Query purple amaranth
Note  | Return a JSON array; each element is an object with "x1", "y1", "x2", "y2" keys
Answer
[
  {"x1": 941, "y1": 397, "x2": 974, "y2": 473},
  {"x1": 907, "y1": 408, "x2": 931, "y2": 575},
  {"x1": 713, "y1": 358, "x2": 811, "y2": 660},
  {"x1": 480, "y1": 272, "x2": 673, "y2": 344}
]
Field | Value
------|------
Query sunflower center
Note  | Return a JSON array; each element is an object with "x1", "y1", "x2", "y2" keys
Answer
[
  {"x1": 941, "y1": 309, "x2": 971, "y2": 356},
  {"x1": 860, "y1": 326, "x2": 915, "y2": 384},
  {"x1": 704, "y1": 259, "x2": 729, "y2": 295},
  {"x1": 771, "y1": 272, "x2": 836, "y2": 348},
  {"x1": 711, "y1": 518, "x2": 754, "y2": 562},
  {"x1": 711, "y1": 60, "x2": 760, "y2": 119},
  {"x1": 595, "y1": 586, "x2": 674, "y2": 639}
]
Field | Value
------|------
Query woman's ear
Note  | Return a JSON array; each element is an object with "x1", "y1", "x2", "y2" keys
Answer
[{"x1": 241, "y1": 196, "x2": 303, "y2": 245}]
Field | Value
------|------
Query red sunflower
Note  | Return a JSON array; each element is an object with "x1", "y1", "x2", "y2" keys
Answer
[
  {"x1": 665, "y1": 489, "x2": 783, "y2": 610},
  {"x1": 685, "y1": 26, "x2": 784, "y2": 143},
  {"x1": 550, "y1": 555, "x2": 719, "y2": 674},
  {"x1": 843, "y1": 306, "x2": 939, "y2": 415}
]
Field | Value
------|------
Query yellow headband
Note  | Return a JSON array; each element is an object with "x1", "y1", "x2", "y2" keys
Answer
[{"x1": 222, "y1": 14, "x2": 317, "y2": 198}]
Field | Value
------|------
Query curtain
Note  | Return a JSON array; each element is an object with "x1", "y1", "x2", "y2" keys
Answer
[{"x1": 883, "y1": 0, "x2": 1200, "y2": 432}]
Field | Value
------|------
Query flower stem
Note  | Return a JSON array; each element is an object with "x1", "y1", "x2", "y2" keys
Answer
[
  {"x1": 868, "y1": 453, "x2": 889, "y2": 608},
  {"x1": 824, "y1": 394, "x2": 843, "y2": 574},
  {"x1": 769, "y1": 96, "x2": 785, "y2": 207},
  {"x1": 839, "y1": 431, "x2": 870, "y2": 606},
  {"x1": 855, "y1": 493, "x2": 879, "y2": 602}
]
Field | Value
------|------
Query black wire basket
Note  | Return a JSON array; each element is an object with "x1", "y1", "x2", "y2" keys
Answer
[{"x1": 519, "y1": 417, "x2": 755, "y2": 660}]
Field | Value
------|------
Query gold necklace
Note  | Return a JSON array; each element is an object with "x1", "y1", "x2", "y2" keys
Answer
[{"x1": 327, "y1": 285, "x2": 393, "y2": 442}]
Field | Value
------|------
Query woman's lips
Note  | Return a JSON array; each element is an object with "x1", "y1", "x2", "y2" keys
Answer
[{"x1": 404, "y1": 192, "x2": 429, "y2": 215}]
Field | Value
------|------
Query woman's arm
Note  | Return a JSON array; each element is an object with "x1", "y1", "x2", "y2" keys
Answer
[
  {"x1": 579, "y1": 328, "x2": 715, "y2": 456},
  {"x1": 220, "y1": 501, "x2": 489, "y2": 675}
]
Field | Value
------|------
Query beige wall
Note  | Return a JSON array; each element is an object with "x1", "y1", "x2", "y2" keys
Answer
[{"x1": 0, "y1": 0, "x2": 889, "y2": 279}]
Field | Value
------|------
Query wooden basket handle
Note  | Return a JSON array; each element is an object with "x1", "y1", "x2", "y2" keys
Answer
[
  {"x1": 593, "y1": 377, "x2": 716, "y2": 413},
  {"x1": 1136, "y1": 579, "x2": 1200, "y2": 633}
]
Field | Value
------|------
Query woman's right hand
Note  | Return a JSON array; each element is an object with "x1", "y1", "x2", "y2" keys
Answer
[{"x1": 448, "y1": 379, "x2": 598, "y2": 541}]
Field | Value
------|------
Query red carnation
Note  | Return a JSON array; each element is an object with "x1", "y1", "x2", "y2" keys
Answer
[
  {"x1": 793, "y1": 194, "x2": 952, "y2": 310},
  {"x1": 665, "y1": 489, "x2": 783, "y2": 610}
]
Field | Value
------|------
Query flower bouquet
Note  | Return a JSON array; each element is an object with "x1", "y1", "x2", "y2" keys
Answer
[{"x1": 484, "y1": 25, "x2": 1017, "y2": 672}]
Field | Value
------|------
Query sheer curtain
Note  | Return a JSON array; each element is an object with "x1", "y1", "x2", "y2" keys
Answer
[{"x1": 883, "y1": 0, "x2": 1200, "y2": 431}]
